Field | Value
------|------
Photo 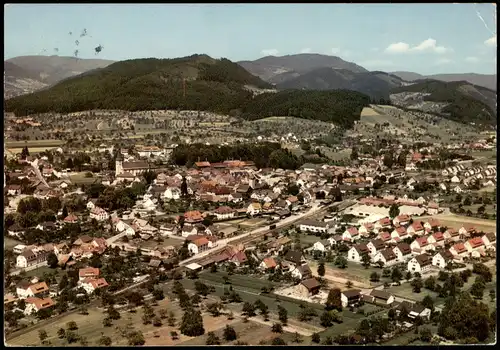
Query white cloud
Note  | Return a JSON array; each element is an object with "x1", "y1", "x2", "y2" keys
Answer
[
  {"x1": 331, "y1": 47, "x2": 341, "y2": 55},
  {"x1": 300, "y1": 48, "x2": 312, "y2": 54},
  {"x1": 370, "y1": 48, "x2": 379, "y2": 52},
  {"x1": 465, "y1": 56, "x2": 480, "y2": 63},
  {"x1": 484, "y1": 35, "x2": 497, "y2": 47},
  {"x1": 385, "y1": 38, "x2": 450, "y2": 54},
  {"x1": 260, "y1": 49, "x2": 279, "y2": 56}
]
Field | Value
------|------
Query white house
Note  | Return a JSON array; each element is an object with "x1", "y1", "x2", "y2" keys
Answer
[
  {"x1": 341, "y1": 289, "x2": 361, "y2": 307},
  {"x1": 247, "y1": 203, "x2": 262, "y2": 216},
  {"x1": 432, "y1": 250, "x2": 454, "y2": 269},
  {"x1": 410, "y1": 236, "x2": 431, "y2": 253},
  {"x1": 367, "y1": 239, "x2": 385, "y2": 256},
  {"x1": 407, "y1": 254, "x2": 433, "y2": 273},
  {"x1": 393, "y1": 243, "x2": 412, "y2": 262},
  {"x1": 16, "y1": 250, "x2": 49, "y2": 268},
  {"x1": 450, "y1": 175, "x2": 460, "y2": 183},
  {"x1": 311, "y1": 239, "x2": 331, "y2": 252},
  {"x1": 187, "y1": 236, "x2": 210, "y2": 255},
  {"x1": 79, "y1": 278, "x2": 109, "y2": 294},
  {"x1": 163, "y1": 187, "x2": 181, "y2": 200},
  {"x1": 16, "y1": 281, "x2": 49, "y2": 299},
  {"x1": 369, "y1": 289, "x2": 395, "y2": 305},
  {"x1": 391, "y1": 226, "x2": 408, "y2": 241},
  {"x1": 90, "y1": 207, "x2": 109, "y2": 221},
  {"x1": 342, "y1": 227, "x2": 359, "y2": 242},
  {"x1": 24, "y1": 297, "x2": 55, "y2": 315},
  {"x1": 373, "y1": 249, "x2": 398, "y2": 266},
  {"x1": 86, "y1": 199, "x2": 98, "y2": 210},
  {"x1": 115, "y1": 220, "x2": 136, "y2": 237},
  {"x1": 407, "y1": 222, "x2": 425, "y2": 236},
  {"x1": 348, "y1": 244, "x2": 370, "y2": 263},
  {"x1": 300, "y1": 220, "x2": 329, "y2": 233},
  {"x1": 214, "y1": 206, "x2": 236, "y2": 220},
  {"x1": 464, "y1": 237, "x2": 485, "y2": 253},
  {"x1": 482, "y1": 232, "x2": 496, "y2": 247},
  {"x1": 393, "y1": 214, "x2": 410, "y2": 227}
]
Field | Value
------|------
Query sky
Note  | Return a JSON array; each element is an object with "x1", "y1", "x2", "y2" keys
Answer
[{"x1": 4, "y1": 3, "x2": 497, "y2": 75}]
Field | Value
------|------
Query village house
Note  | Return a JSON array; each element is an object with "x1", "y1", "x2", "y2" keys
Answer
[
  {"x1": 78, "y1": 267, "x2": 100, "y2": 281},
  {"x1": 482, "y1": 232, "x2": 496, "y2": 247},
  {"x1": 24, "y1": 297, "x2": 55, "y2": 315},
  {"x1": 259, "y1": 257, "x2": 277, "y2": 272},
  {"x1": 427, "y1": 232, "x2": 445, "y2": 247},
  {"x1": 298, "y1": 278, "x2": 321, "y2": 298},
  {"x1": 342, "y1": 227, "x2": 359, "y2": 242},
  {"x1": 16, "y1": 249, "x2": 49, "y2": 268},
  {"x1": 341, "y1": 289, "x2": 361, "y2": 307},
  {"x1": 283, "y1": 250, "x2": 307, "y2": 268},
  {"x1": 163, "y1": 187, "x2": 181, "y2": 200},
  {"x1": 246, "y1": 202, "x2": 262, "y2": 216},
  {"x1": 393, "y1": 214, "x2": 410, "y2": 226},
  {"x1": 348, "y1": 244, "x2": 370, "y2": 263},
  {"x1": 375, "y1": 217, "x2": 392, "y2": 231},
  {"x1": 311, "y1": 239, "x2": 332, "y2": 252},
  {"x1": 187, "y1": 236, "x2": 210, "y2": 255},
  {"x1": 391, "y1": 226, "x2": 408, "y2": 242},
  {"x1": 393, "y1": 243, "x2": 412, "y2": 262},
  {"x1": 373, "y1": 249, "x2": 398, "y2": 266},
  {"x1": 407, "y1": 221, "x2": 425, "y2": 236},
  {"x1": 214, "y1": 206, "x2": 236, "y2": 220},
  {"x1": 443, "y1": 228, "x2": 460, "y2": 242},
  {"x1": 5, "y1": 184, "x2": 22, "y2": 196},
  {"x1": 16, "y1": 281, "x2": 49, "y2": 299},
  {"x1": 426, "y1": 202, "x2": 440, "y2": 215},
  {"x1": 300, "y1": 220, "x2": 329, "y2": 233},
  {"x1": 432, "y1": 250, "x2": 454, "y2": 269},
  {"x1": 90, "y1": 206, "x2": 109, "y2": 221},
  {"x1": 79, "y1": 278, "x2": 109, "y2": 294},
  {"x1": 358, "y1": 222, "x2": 374, "y2": 237},
  {"x1": 183, "y1": 210, "x2": 204, "y2": 224},
  {"x1": 449, "y1": 242, "x2": 468, "y2": 261},
  {"x1": 63, "y1": 214, "x2": 79, "y2": 224},
  {"x1": 86, "y1": 199, "x2": 98, "y2": 210},
  {"x1": 465, "y1": 237, "x2": 485, "y2": 253},
  {"x1": 394, "y1": 301, "x2": 431, "y2": 321},
  {"x1": 369, "y1": 289, "x2": 395, "y2": 305},
  {"x1": 291, "y1": 264, "x2": 313, "y2": 280},
  {"x1": 410, "y1": 236, "x2": 432, "y2": 253},
  {"x1": 407, "y1": 254, "x2": 433, "y2": 273},
  {"x1": 367, "y1": 239, "x2": 385, "y2": 256},
  {"x1": 424, "y1": 219, "x2": 441, "y2": 232}
]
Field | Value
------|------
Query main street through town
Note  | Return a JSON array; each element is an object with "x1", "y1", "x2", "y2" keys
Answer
[{"x1": 179, "y1": 199, "x2": 356, "y2": 266}]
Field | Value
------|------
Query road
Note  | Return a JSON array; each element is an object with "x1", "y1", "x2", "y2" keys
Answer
[{"x1": 179, "y1": 201, "x2": 347, "y2": 266}]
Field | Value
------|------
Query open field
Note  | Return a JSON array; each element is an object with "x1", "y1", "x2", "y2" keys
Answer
[
  {"x1": 7, "y1": 147, "x2": 59, "y2": 154},
  {"x1": 424, "y1": 214, "x2": 496, "y2": 233},
  {"x1": 386, "y1": 284, "x2": 439, "y2": 303},
  {"x1": 360, "y1": 107, "x2": 381, "y2": 117},
  {"x1": 4, "y1": 237, "x2": 23, "y2": 249},
  {"x1": 198, "y1": 122, "x2": 231, "y2": 127},
  {"x1": 239, "y1": 218, "x2": 267, "y2": 228},
  {"x1": 5, "y1": 139, "x2": 65, "y2": 148},
  {"x1": 308, "y1": 260, "x2": 374, "y2": 288}
]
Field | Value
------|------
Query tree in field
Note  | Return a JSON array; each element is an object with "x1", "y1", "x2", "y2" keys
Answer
[
  {"x1": 421, "y1": 295, "x2": 435, "y2": 311},
  {"x1": 271, "y1": 323, "x2": 283, "y2": 333},
  {"x1": 127, "y1": 331, "x2": 145, "y2": 346},
  {"x1": 223, "y1": 325, "x2": 237, "y2": 341},
  {"x1": 242, "y1": 302, "x2": 256, "y2": 317},
  {"x1": 207, "y1": 302, "x2": 222, "y2": 317},
  {"x1": 170, "y1": 331, "x2": 179, "y2": 340},
  {"x1": 206, "y1": 332, "x2": 220, "y2": 345},
  {"x1": 152, "y1": 317, "x2": 162, "y2": 327},
  {"x1": 361, "y1": 252, "x2": 371, "y2": 269},
  {"x1": 345, "y1": 280, "x2": 353, "y2": 289},
  {"x1": 292, "y1": 332, "x2": 302, "y2": 343},
  {"x1": 271, "y1": 337, "x2": 286, "y2": 345},
  {"x1": 317, "y1": 262, "x2": 325, "y2": 277},
  {"x1": 47, "y1": 252, "x2": 59, "y2": 268},
  {"x1": 325, "y1": 288, "x2": 342, "y2": 311},
  {"x1": 142, "y1": 303, "x2": 155, "y2": 325},
  {"x1": 167, "y1": 311, "x2": 176, "y2": 327},
  {"x1": 180, "y1": 308, "x2": 205, "y2": 337},
  {"x1": 38, "y1": 329, "x2": 48, "y2": 344},
  {"x1": 350, "y1": 147, "x2": 358, "y2": 161},
  {"x1": 66, "y1": 321, "x2": 78, "y2": 330},
  {"x1": 65, "y1": 331, "x2": 79, "y2": 344},
  {"x1": 370, "y1": 272, "x2": 380, "y2": 282},
  {"x1": 411, "y1": 278, "x2": 423, "y2": 293},
  {"x1": 103, "y1": 317, "x2": 112, "y2": 327},
  {"x1": 278, "y1": 305, "x2": 288, "y2": 325},
  {"x1": 57, "y1": 328, "x2": 66, "y2": 339},
  {"x1": 389, "y1": 204, "x2": 400, "y2": 219},
  {"x1": 391, "y1": 267, "x2": 403, "y2": 283},
  {"x1": 320, "y1": 311, "x2": 335, "y2": 327},
  {"x1": 312, "y1": 332, "x2": 321, "y2": 343},
  {"x1": 98, "y1": 335, "x2": 112, "y2": 346}
]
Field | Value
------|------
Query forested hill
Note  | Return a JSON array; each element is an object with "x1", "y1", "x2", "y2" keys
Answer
[
  {"x1": 241, "y1": 90, "x2": 370, "y2": 127},
  {"x1": 4, "y1": 55, "x2": 371, "y2": 128},
  {"x1": 4, "y1": 55, "x2": 271, "y2": 115},
  {"x1": 390, "y1": 79, "x2": 497, "y2": 125}
]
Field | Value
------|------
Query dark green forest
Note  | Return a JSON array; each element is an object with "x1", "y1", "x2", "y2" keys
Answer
[
  {"x1": 390, "y1": 80, "x2": 496, "y2": 125},
  {"x1": 170, "y1": 142, "x2": 303, "y2": 169},
  {"x1": 4, "y1": 55, "x2": 370, "y2": 127}
]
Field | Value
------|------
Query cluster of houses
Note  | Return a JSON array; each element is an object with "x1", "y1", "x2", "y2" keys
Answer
[
  {"x1": 5, "y1": 267, "x2": 109, "y2": 316},
  {"x1": 440, "y1": 164, "x2": 497, "y2": 191},
  {"x1": 307, "y1": 213, "x2": 496, "y2": 274}
]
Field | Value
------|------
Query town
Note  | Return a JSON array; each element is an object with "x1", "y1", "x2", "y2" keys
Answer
[{"x1": 3, "y1": 116, "x2": 497, "y2": 346}]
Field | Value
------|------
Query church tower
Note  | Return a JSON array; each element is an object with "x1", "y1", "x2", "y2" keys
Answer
[{"x1": 115, "y1": 150, "x2": 124, "y2": 176}]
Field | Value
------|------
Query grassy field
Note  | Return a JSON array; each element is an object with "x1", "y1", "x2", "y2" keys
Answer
[
  {"x1": 8, "y1": 147, "x2": 59, "y2": 154},
  {"x1": 69, "y1": 173, "x2": 100, "y2": 185},
  {"x1": 386, "y1": 284, "x2": 439, "y2": 303},
  {"x1": 360, "y1": 107, "x2": 381, "y2": 117},
  {"x1": 4, "y1": 237, "x2": 23, "y2": 249},
  {"x1": 5, "y1": 140, "x2": 65, "y2": 148},
  {"x1": 198, "y1": 122, "x2": 231, "y2": 127}
]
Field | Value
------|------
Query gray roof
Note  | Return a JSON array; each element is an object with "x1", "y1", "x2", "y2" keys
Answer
[
  {"x1": 370, "y1": 289, "x2": 393, "y2": 300},
  {"x1": 301, "y1": 219, "x2": 328, "y2": 228},
  {"x1": 284, "y1": 250, "x2": 303, "y2": 265},
  {"x1": 342, "y1": 289, "x2": 361, "y2": 298}
]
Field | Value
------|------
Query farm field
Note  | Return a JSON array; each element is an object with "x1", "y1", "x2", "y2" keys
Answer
[
  {"x1": 5, "y1": 139, "x2": 65, "y2": 148},
  {"x1": 7, "y1": 147, "x2": 58, "y2": 154},
  {"x1": 4, "y1": 237, "x2": 23, "y2": 249}
]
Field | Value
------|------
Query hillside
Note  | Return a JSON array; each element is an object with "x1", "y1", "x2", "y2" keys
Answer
[
  {"x1": 391, "y1": 71, "x2": 497, "y2": 91},
  {"x1": 390, "y1": 80, "x2": 497, "y2": 125},
  {"x1": 4, "y1": 62, "x2": 48, "y2": 99},
  {"x1": 238, "y1": 53, "x2": 368, "y2": 82},
  {"x1": 4, "y1": 55, "x2": 369, "y2": 128},
  {"x1": 275, "y1": 68, "x2": 405, "y2": 100},
  {"x1": 4, "y1": 55, "x2": 115, "y2": 98},
  {"x1": 241, "y1": 89, "x2": 370, "y2": 128}
]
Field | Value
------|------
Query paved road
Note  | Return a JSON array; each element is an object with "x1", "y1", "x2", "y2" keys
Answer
[{"x1": 179, "y1": 202, "x2": 329, "y2": 266}]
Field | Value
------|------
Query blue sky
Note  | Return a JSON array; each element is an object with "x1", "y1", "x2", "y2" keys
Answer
[{"x1": 4, "y1": 3, "x2": 497, "y2": 75}]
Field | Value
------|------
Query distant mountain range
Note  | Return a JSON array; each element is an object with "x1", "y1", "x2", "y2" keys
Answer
[
  {"x1": 238, "y1": 54, "x2": 497, "y2": 97},
  {"x1": 390, "y1": 71, "x2": 497, "y2": 91},
  {"x1": 4, "y1": 55, "x2": 115, "y2": 98}
]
